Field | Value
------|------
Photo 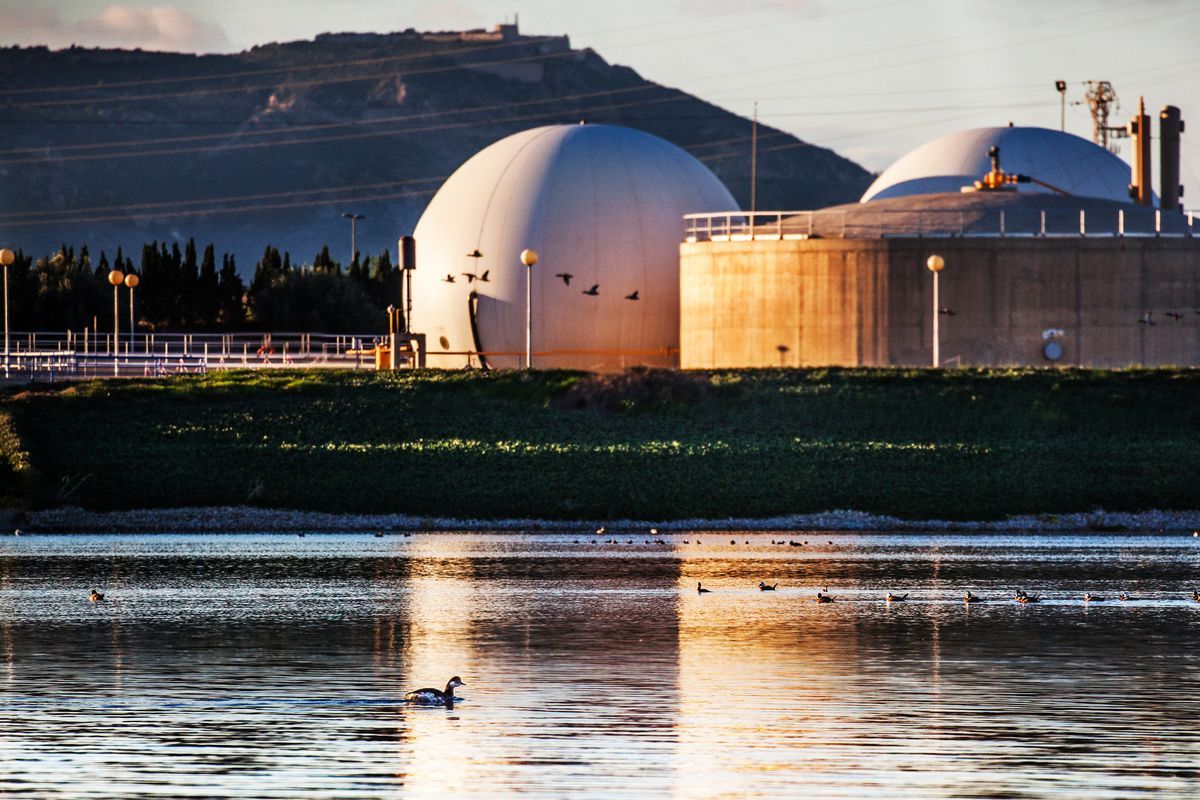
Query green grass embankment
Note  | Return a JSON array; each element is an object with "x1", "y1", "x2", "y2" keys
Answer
[{"x1": 2, "y1": 368, "x2": 1198, "y2": 521}]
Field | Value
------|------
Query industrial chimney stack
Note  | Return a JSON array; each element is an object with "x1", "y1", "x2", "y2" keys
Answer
[
  {"x1": 1128, "y1": 96, "x2": 1152, "y2": 206},
  {"x1": 1159, "y1": 105, "x2": 1185, "y2": 212}
]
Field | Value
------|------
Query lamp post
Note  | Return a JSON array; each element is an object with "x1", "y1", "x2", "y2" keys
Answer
[
  {"x1": 1055, "y1": 80, "x2": 1067, "y2": 132},
  {"x1": 926, "y1": 254, "x2": 945, "y2": 367},
  {"x1": 124, "y1": 272, "x2": 139, "y2": 351},
  {"x1": 520, "y1": 248, "x2": 538, "y2": 369},
  {"x1": 108, "y1": 269, "x2": 124, "y2": 371},
  {"x1": 0, "y1": 248, "x2": 13, "y2": 375},
  {"x1": 342, "y1": 212, "x2": 366, "y2": 266}
]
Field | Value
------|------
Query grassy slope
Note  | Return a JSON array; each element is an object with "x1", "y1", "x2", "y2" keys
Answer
[{"x1": 2, "y1": 368, "x2": 1197, "y2": 520}]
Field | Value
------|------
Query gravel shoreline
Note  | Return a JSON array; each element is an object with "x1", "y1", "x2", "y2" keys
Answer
[{"x1": 12, "y1": 506, "x2": 1200, "y2": 533}]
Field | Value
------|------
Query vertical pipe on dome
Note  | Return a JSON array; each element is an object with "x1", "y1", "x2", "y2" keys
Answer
[
  {"x1": 1160, "y1": 105, "x2": 1184, "y2": 212},
  {"x1": 1128, "y1": 96, "x2": 1152, "y2": 206}
]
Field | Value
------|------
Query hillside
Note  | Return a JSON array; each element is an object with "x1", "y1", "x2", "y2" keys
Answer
[{"x1": 0, "y1": 24, "x2": 873, "y2": 269}]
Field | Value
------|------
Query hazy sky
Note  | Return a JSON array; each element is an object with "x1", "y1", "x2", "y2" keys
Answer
[{"x1": 5, "y1": 0, "x2": 1199, "y2": 182}]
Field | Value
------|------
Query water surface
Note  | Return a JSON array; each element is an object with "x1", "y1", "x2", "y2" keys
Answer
[{"x1": 1, "y1": 532, "x2": 1198, "y2": 798}]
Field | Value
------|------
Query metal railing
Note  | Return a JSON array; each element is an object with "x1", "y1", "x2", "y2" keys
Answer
[
  {"x1": 0, "y1": 331, "x2": 386, "y2": 382},
  {"x1": 683, "y1": 208, "x2": 1198, "y2": 242}
]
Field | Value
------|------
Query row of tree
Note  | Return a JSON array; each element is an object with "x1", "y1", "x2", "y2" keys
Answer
[{"x1": 1, "y1": 241, "x2": 402, "y2": 333}]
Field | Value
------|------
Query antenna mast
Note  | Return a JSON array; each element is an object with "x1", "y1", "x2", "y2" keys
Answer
[{"x1": 1082, "y1": 80, "x2": 1129, "y2": 154}]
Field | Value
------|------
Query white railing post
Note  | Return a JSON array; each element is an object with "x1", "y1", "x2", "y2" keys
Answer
[
  {"x1": 1080, "y1": 209, "x2": 1086, "y2": 237},
  {"x1": 1155, "y1": 209, "x2": 1161, "y2": 237},
  {"x1": 1040, "y1": 210, "x2": 1046, "y2": 237},
  {"x1": 1118, "y1": 209, "x2": 1124, "y2": 237}
]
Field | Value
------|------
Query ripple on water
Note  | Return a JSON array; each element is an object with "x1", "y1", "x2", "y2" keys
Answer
[{"x1": 1, "y1": 532, "x2": 1199, "y2": 798}]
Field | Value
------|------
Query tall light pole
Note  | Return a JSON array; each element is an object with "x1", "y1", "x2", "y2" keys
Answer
[
  {"x1": 520, "y1": 248, "x2": 538, "y2": 369},
  {"x1": 124, "y1": 272, "x2": 139, "y2": 351},
  {"x1": 0, "y1": 248, "x2": 14, "y2": 375},
  {"x1": 108, "y1": 268, "x2": 124, "y2": 367},
  {"x1": 342, "y1": 213, "x2": 366, "y2": 266},
  {"x1": 1055, "y1": 80, "x2": 1067, "y2": 132},
  {"x1": 926, "y1": 254, "x2": 945, "y2": 367}
]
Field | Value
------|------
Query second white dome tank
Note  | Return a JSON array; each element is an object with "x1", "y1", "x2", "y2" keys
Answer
[
  {"x1": 861, "y1": 126, "x2": 1138, "y2": 204},
  {"x1": 411, "y1": 124, "x2": 738, "y2": 370}
]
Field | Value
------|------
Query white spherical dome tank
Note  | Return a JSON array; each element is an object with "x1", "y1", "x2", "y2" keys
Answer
[
  {"x1": 861, "y1": 126, "x2": 1141, "y2": 204},
  {"x1": 410, "y1": 124, "x2": 738, "y2": 370}
]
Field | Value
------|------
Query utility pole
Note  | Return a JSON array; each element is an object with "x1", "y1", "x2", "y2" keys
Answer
[{"x1": 750, "y1": 100, "x2": 759, "y2": 215}]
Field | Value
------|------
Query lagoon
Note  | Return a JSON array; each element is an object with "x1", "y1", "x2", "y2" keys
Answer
[{"x1": 1, "y1": 532, "x2": 1198, "y2": 798}]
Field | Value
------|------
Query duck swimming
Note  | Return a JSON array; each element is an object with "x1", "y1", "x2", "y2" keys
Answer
[
  {"x1": 88, "y1": 590, "x2": 104, "y2": 603},
  {"x1": 1083, "y1": 593, "x2": 1107, "y2": 602},
  {"x1": 1015, "y1": 593, "x2": 1041, "y2": 603},
  {"x1": 815, "y1": 591, "x2": 834, "y2": 603},
  {"x1": 1119, "y1": 592, "x2": 1135, "y2": 601},
  {"x1": 1191, "y1": 590, "x2": 1199, "y2": 603},
  {"x1": 697, "y1": 582, "x2": 712, "y2": 594},
  {"x1": 759, "y1": 582, "x2": 777, "y2": 591},
  {"x1": 963, "y1": 592, "x2": 984, "y2": 604},
  {"x1": 885, "y1": 592, "x2": 908, "y2": 602},
  {"x1": 405, "y1": 676, "x2": 465, "y2": 705}
]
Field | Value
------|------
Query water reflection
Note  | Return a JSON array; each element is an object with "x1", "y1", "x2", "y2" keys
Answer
[{"x1": 0, "y1": 533, "x2": 1197, "y2": 797}]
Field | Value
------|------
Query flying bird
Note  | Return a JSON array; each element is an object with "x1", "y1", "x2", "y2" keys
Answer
[
  {"x1": 479, "y1": 270, "x2": 490, "y2": 282},
  {"x1": 582, "y1": 284, "x2": 600, "y2": 296},
  {"x1": 442, "y1": 274, "x2": 456, "y2": 283},
  {"x1": 466, "y1": 249, "x2": 483, "y2": 258},
  {"x1": 462, "y1": 272, "x2": 478, "y2": 282},
  {"x1": 556, "y1": 273, "x2": 574, "y2": 285},
  {"x1": 625, "y1": 290, "x2": 640, "y2": 301}
]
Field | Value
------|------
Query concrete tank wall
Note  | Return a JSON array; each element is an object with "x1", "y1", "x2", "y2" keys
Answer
[{"x1": 680, "y1": 237, "x2": 1200, "y2": 368}]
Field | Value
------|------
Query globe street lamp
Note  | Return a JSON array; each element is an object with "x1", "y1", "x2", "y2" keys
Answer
[
  {"x1": 520, "y1": 248, "x2": 538, "y2": 369},
  {"x1": 124, "y1": 272, "x2": 139, "y2": 351},
  {"x1": 926, "y1": 254, "x2": 945, "y2": 367},
  {"x1": 108, "y1": 269, "x2": 124, "y2": 369}
]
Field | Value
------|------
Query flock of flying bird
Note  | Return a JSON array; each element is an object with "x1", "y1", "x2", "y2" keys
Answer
[{"x1": 442, "y1": 265, "x2": 641, "y2": 301}]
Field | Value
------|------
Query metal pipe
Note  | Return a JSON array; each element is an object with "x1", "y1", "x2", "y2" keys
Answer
[{"x1": 1160, "y1": 105, "x2": 1183, "y2": 212}]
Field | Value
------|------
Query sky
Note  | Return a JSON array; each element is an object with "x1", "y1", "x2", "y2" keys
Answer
[{"x1": 3, "y1": 0, "x2": 1199, "y2": 186}]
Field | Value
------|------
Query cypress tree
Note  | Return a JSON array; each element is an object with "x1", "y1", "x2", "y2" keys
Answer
[{"x1": 196, "y1": 243, "x2": 220, "y2": 330}]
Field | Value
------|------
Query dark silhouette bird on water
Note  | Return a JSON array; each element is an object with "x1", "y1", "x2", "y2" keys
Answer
[
  {"x1": 556, "y1": 273, "x2": 574, "y2": 285},
  {"x1": 442, "y1": 274, "x2": 456, "y2": 283},
  {"x1": 759, "y1": 581, "x2": 777, "y2": 591},
  {"x1": 405, "y1": 676, "x2": 465, "y2": 706},
  {"x1": 583, "y1": 285, "x2": 600, "y2": 296},
  {"x1": 625, "y1": 290, "x2": 640, "y2": 301},
  {"x1": 697, "y1": 582, "x2": 712, "y2": 594},
  {"x1": 89, "y1": 590, "x2": 104, "y2": 603},
  {"x1": 886, "y1": 592, "x2": 908, "y2": 602}
]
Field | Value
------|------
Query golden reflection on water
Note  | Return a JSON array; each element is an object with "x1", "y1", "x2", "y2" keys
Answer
[{"x1": 399, "y1": 539, "x2": 481, "y2": 796}]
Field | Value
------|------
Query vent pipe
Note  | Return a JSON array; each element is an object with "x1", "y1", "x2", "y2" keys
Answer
[
  {"x1": 1160, "y1": 105, "x2": 1184, "y2": 211},
  {"x1": 1128, "y1": 96, "x2": 1152, "y2": 206}
]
